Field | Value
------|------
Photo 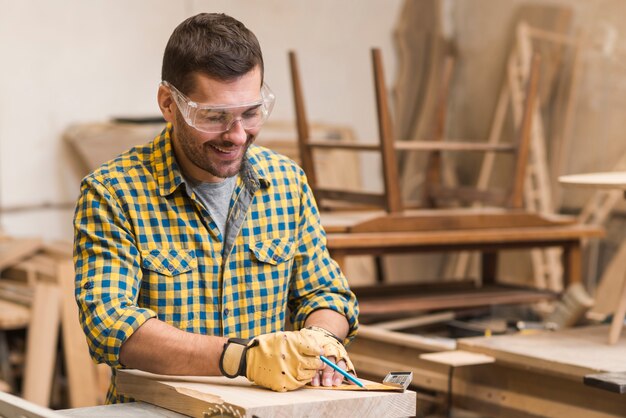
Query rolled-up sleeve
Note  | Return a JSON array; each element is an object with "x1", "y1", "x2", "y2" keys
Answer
[
  {"x1": 73, "y1": 176, "x2": 156, "y2": 367},
  {"x1": 288, "y1": 171, "x2": 359, "y2": 343}
]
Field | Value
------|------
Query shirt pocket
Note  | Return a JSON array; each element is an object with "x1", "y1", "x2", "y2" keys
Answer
[
  {"x1": 247, "y1": 238, "x2": 296, "y2": 324},
  {"x1": 141, "y1": 248, "x2": 198, "y2": 275},
  {"x1": 139, "y1": 248, "x2": 199, "y2": 328},
  {"x1": 250, "y1": 238, "x2": 296, "y2": 265}
]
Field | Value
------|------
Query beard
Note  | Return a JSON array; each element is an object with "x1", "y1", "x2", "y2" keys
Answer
[{"x1": 173, "y1": 112, "x2": 255, "y2": 180}]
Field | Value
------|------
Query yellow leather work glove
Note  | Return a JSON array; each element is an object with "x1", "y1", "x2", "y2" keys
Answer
[
  {"x1": 300, "y1": 326, "x2": 356, "y2": 374},
  {"x1": 219, "y1": 331, "x2": 323, "y2": 392}
]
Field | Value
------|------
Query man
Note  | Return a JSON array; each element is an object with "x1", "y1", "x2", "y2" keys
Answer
[{"x1": 73, "y1": 13, "x2": 359, "y2": 403}]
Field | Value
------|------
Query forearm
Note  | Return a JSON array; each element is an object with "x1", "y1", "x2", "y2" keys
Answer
[
  {"x1": 304, "y1": 309, "x2": 349, "y2": 340},
  {"x1": 119, "y1": 318, "x2": 227, "y2": 375}
]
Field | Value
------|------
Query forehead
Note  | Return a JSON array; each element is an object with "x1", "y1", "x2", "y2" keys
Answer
[{"x1": 186, "y1": 67, "x2": 263, "y2": 106}]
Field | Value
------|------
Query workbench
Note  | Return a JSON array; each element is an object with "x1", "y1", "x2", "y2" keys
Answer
[{"x1": 348, "y1": 324, "x2": 625, "y2": 417}]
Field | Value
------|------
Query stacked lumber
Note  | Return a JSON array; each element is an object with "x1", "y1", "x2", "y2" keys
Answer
[{"x1": 0, "y1": 237, "x2": 106, "y2": 408}]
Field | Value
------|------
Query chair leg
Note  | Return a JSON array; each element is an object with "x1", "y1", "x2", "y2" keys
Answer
[
  {"x1": 0, "y1": 331, "x2": 15, "y2": 391},
  {"x1": 481, "y1": 252, "x2": 498, "y2": 286}
]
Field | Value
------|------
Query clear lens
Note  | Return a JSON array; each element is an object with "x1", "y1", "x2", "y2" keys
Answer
[
  {"x1": 163, "y1": 81, "x2": 275, "y2": 134},
  {"x1": 192, "y1": 102, "x2": 268, "y2": 133}
]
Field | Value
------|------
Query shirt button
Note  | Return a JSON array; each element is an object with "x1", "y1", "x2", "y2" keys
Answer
[
  {"x1": 167, "y1": 265, "x2": 175, "y2": 272},
  {"x1": 224, "y1": 308, "x2": 230, "y2": 317},
  {"x1": 83, "y1": 282, "x2": 93, "y2": 290},
  {"x1": 272, "y1": 254, "x2": 281, "y2": 262}
]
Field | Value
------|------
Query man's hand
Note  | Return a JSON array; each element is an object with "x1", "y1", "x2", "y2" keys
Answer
[
  {"x1": 300, "y1": 326, "x2": 356, "y2": 387},
  {"x1": 219, "y1": 330, "x2": 323, "y2": 392}
]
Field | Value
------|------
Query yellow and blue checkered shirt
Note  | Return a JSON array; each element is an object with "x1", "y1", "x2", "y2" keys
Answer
[{"x1": 73, "y1": 124, "x2": 359, "y2": 403}]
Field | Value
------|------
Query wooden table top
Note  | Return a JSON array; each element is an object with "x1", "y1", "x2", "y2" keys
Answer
[
  {"x1": 559, "y1": 171, "x2": 626, "y2": 190},
  {"x1": 458, "y1": 325, "x2": 626, "y2": 378},
  {"x1": 326, "y1": 224, "x2": 604, "y2": 250}
]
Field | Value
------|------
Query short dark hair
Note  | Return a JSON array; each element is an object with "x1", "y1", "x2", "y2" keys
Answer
[{"x1": 162, "y1": 13, "x2": 264, "y2": 94}]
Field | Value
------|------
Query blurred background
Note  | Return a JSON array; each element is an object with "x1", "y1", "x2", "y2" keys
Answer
[{"x1": 1, "y1": 1, "x2": 626, "y2": 415}]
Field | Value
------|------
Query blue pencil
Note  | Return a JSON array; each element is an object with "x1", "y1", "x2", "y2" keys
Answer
[{"x1": 319, "y1": 355, "x2": 365, "y2": 388}]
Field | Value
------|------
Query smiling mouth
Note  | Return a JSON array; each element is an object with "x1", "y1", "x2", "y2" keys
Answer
[{"x1": 208, "y1": 143, "x2": 239, "y2": 155}]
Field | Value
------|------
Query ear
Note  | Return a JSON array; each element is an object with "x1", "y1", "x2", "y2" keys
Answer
[{"x1": 157, "y1": 85, "x2": 176, "y2": 124}]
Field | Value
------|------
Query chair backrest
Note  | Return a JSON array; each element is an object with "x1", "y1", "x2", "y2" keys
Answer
[
  {"x1": 288, "y1": 48, "x2": 541, "y2": 213},
  {"x1": 289, "y1": 51, "x2": 403, "y2": 213}
]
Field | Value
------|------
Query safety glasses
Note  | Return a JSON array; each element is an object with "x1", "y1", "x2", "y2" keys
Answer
[{"x1": 162, "y1": 80, "x2": 275, "y2": 133}]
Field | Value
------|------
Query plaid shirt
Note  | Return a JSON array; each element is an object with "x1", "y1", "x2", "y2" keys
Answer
[{"x1": 73, "y1": 124, "x2": 359, "y2": 403}]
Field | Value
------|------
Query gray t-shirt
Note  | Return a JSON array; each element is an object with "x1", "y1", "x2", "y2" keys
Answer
[{"x1": 190, "y1": 175, "x2": 237, "y2": 236}]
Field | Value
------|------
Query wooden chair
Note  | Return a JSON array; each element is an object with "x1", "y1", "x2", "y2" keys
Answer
[{"x1": 288, "y1": 48, "x2": 564, "y2": 234}]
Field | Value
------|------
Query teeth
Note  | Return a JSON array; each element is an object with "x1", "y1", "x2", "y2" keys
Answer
[{"x1": 210, "y1": 144, "x2": 234, "y2": 153}]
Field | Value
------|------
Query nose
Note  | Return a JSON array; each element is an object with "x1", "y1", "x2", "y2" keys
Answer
[{"x1": 222, "y1": 118, "x2": 247, "y2": 144}]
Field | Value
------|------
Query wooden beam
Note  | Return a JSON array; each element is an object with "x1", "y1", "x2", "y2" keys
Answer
[
  {"x1": 57, "y1": 259, "x2": 102, "y2": 407},
  {"x1": 288, "y1": 51, "x2": 317, "y2": 189},
  {"x1": 0, "y1": 390, "x2": 66, "y2": 418},
  {"x1": 116, "y1": 369, "x2": 417, "y2": 418},
  {"x1": 22, "y1": 282, "x2": 60, "y2": 407},
  {"x1": 371, "y1": 48, "x2": 403, "y2": 213},
  {"x1": 356, "y1": 285, "x2": 557, "y2": 315}
]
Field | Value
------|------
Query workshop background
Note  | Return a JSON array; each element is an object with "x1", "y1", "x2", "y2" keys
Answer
[
  {"x1": 1, "y1": 1, "x2": 626, "y2": 417},
  {"x1": 2, "y1": 0, "x2": 626, "y2": 281}
]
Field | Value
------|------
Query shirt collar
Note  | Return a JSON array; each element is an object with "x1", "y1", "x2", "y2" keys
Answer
[{"x1": 151, "y1": 123, "x2": 270, "y2": 197}]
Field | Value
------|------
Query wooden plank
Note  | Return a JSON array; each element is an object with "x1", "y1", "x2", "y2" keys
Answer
[
  {"x1": 315, "y1": 188, "x2": 386, "y2": 208},
  {"x1": 396, "y1": 141, "x2": 516, "y2": 152},
  {"x1": 374, "y1": 311, "x2": 456, "y2": 331},
  {"x1": 420, "y1": 350, "x2": 495, "y2": 367},
  {"x1": 458, "y1": 325, "x2": 626, "y2": 379},
  {"x1": 63, "y1": 122, "x2": 164, "y2": 176},
  {"x1": 356, "y1": 325, "x2": 454, "y2": 352},
  {"x1": 0, "y1": 299, "x2": 30, "y2": 329},
  {"x1": 372, "y1": 48, "x2": 402, "y2": 214},
  {"x1": 608, "y1": 274, "x2": 626, "y2": 345},
  {"x1": 306, "y1": 141, "x2": 379, "y2": 151},
  {"x1": 0, "y1": 238, "x2": 43, "y2": 272},
  {"x1": 57, "y1": 259, "x2": 102, "y2": 407},
  {"x1": 22, "y1": 282, "x2": 61, "y2": 407},
  {"x1": 559, "y1": 172, "x2": 626, "y2": 189},
  {"x1": 56, "y1": 402, "x2": 189, "y2": 417},
  {"x1": 357, "y1": 285, "x2": 557, "y2": 315},
  {"x1": 592, "y1": 240, "x2": 626, "y2": 316},
  {"x1": 321, "y1": 208, "x2": 575, "y2": 233},
  {"x1": 0, "y1": 280, "x2": 33, "y2": 305},
  {"x1": 288, "y1": 51, "x2": 317, "y2": 189},
  {"x1": 353, "y1": 280, "x2": 478, "y2": 297},
  {"x1": 327, "y1": 224, "x2": 604, "y2": 251},
  {"x1": 116, "y1": 369, "x2": 416, "y2": 418},
  {"x1": 307, "y1": 140, "x2": 516, "y2": 152},
  {"x1": 509, "y1": 53, "x2": 541, "y2": 209},
  {"x1": 0, "y1": 390, "x2": 66, "y2": 418},
  {"x1": 12, "y1": 254, "x2": 57, "y2": 279},
  {"x1": 584, "y1": 372, "x2": 626, "y2": 394},
  {"x1": 349, "y1": 211, "x2": 576, "y2": 233},
  {"x1": 320, "y1": 211, "x2": 386, "y2": 233}
]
